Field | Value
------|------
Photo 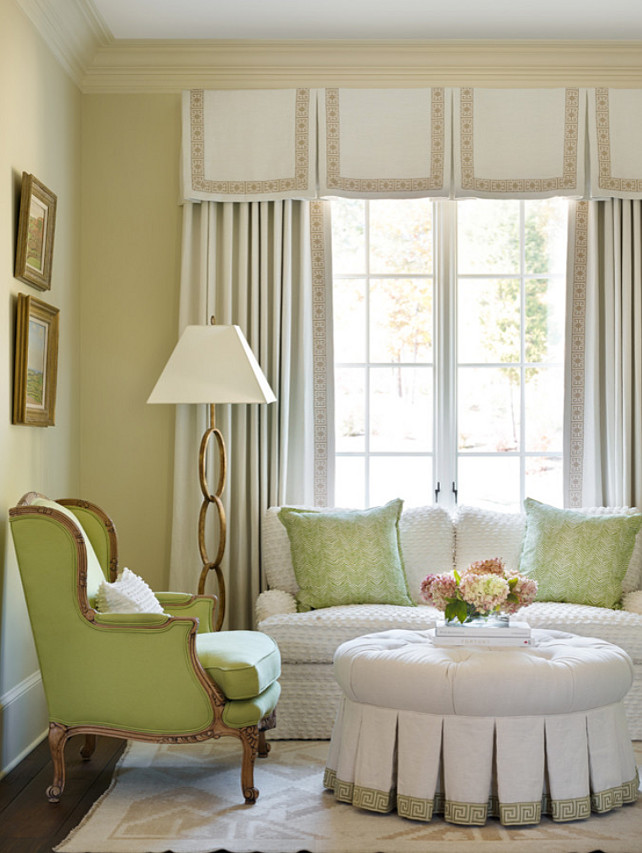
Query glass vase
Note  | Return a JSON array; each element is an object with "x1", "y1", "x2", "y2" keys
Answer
[{"x1": 447, "y1": 612, "x2": 510, "y2": 628}]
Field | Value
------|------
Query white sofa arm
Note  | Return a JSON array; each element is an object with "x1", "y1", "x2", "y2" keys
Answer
[
  {"x1": 256, "y1": 589, "x2": 298, "y2": 625},
  {"x1": 623, "y1": 590, "x2": 642, "y2": 614}
]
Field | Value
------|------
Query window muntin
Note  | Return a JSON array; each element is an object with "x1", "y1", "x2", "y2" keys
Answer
[{"x1": 332, "y1": 197, "x2": 567, "y2": 511}]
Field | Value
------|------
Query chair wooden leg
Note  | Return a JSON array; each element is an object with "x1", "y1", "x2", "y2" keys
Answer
[
  {"x1": 47, "y1": 722, "x2": 70, "y2": 803},
  {"x1": 80, "y1": 734, "x2": 96, "y2": 760},
  {"x1": 239, "y1": 725, "x2": 259, "y2": 804},
  {"x1": 258, "y1": 729, "x2": 270, "y2": 758}
]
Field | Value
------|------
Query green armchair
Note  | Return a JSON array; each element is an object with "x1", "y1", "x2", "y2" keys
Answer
[{"x1": 9, "y1": 493, "x2": 280, "y2": 804}]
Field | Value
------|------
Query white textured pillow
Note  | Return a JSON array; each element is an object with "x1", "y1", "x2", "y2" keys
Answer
[
  {"x1": 623, "y1": 590, "x2": 642, "y2": 614},
  {"x1": 263, "y1": 506, "x2": 302, "y2": 595},
  {"x1": 398, "y1": 505, "x2": 454, "y2": 603},
  {"x1": 96, "y1": 568, "x2": 164, "y2": 614},
  {"x1": 455, "y1": 507, "x2": 526, "y2": 574}
]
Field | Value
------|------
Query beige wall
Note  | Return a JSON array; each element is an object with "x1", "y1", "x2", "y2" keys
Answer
[
  {"x1": 79, "y1": 94, "x2": 181, "y2": 592},
  {"x1": 0, "y1": 0, "x2": 82, "y2": 773},
  {"x1": 1, "y1": 4, "x2": 641, "y2": 778}
]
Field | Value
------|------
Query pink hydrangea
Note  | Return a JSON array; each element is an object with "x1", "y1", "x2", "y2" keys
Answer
[
  {"x1": 420, "y1": 573, "x2": 457, "y2": 611},
  {"x1": 504, "y1": 573, "x2": 538, "y2": 614},
  {"x1": 459, "y1": 571, "x2": 509, "y2": 615},
  {"x1": 466, "y1": 557, "x2": 506, "y2": 577},
  {"x1": 420, "y1": 559, "x2": 538, "y2": 621}
]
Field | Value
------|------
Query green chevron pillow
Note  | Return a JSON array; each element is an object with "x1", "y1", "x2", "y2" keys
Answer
[
  {"x1": 278, "y1": 499, "x2": 413, "y2": 611},
  {"x1": 519, "y1": 498, "x2": 642, "y2": 609}
]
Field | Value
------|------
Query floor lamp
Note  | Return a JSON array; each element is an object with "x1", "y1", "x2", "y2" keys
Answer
[{"x1": 147, "y1": 322, "x2": 276, "y2": 630}]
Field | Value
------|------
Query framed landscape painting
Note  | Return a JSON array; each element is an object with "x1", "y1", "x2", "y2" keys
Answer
[
  {"x1": 13, "y1": 294, "x2": 59, "y2": 427},
  {"x1": 15, "y1": 173, "x2": 57, "y2": 291}
]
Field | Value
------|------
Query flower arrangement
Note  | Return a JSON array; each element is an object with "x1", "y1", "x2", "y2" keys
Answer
[{"x1": 420, "y1": 557, "x2": 537, "y2": 624}]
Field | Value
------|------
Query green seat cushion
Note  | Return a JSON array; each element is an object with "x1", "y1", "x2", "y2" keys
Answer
[
  {"x1": 278, "y1": 499, "x2": 413, "y2": 611},
  {"x1": 196, "y1": 630, "x2": 281, "y2": 700},
  {"x1": 519, "y1": 498, "x2": 642, "y2": 608},
  {"x1": 222, "y1": 680, "x2": 281, "y2": 729}
]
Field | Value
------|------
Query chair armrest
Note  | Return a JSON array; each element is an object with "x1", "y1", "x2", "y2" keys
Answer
[
  {"x1": 155, "y1": 592, "x2": 216, "y2": 633},
  {"x1": 256, "y1": 589, "x2": 297, "y2": 626},
  {"x1": 70, "y1": 613, "x2": 227, "y2": 732},
  {"x1": 93, "y1": 612, "x2": 170, "y2": 627}
]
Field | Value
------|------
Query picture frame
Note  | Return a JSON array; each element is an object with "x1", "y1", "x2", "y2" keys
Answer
[
  {"x1": 15, "y1": 173, "x2": 57, "y2": 291},
  {"x1": 13, "y1": 294, "x2": 59, "y2": 427}
]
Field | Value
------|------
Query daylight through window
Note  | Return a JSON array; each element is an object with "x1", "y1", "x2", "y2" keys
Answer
[{"x1": 331, "y1": 197, "x2": 568, "y2": 512}]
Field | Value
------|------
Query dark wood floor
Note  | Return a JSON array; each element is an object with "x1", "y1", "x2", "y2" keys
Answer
[{"x1": 0, "y1": 734, "x2": 125, "y2": 853}]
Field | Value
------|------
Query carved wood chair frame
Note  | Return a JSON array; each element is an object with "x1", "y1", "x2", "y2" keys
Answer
[{"x1": 9, "y1": 494, "x2": 275, "y2": 804}]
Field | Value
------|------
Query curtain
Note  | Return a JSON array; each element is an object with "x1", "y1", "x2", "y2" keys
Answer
[
  {"x1": 565, "y1": 199, "x2": 642, "y2": 508},
  {"x1": 169, "y1": 199, "x2": 334, "y2": 629}
]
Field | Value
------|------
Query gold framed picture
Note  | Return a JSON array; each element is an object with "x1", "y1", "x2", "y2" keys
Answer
[
  {"x1": 13, "y1": 294, "x2": 59, "y2": 427},
  {"x1": 15, "y1": 173, "x2": 57, "y2": 291}
]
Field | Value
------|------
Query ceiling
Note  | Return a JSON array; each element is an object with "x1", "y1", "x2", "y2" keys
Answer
[{"x1": 91, "y1": 0, "x2": 642, "y2": 41}]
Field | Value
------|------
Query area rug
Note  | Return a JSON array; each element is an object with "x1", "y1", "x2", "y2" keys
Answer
[{"x1": 55, "y1": 739, "x2": 642, "y2": 853}]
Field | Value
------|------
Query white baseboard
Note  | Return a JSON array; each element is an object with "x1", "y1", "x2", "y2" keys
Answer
[{"x1": 0, "y1": 670, "x2": 48, "y2": 779}]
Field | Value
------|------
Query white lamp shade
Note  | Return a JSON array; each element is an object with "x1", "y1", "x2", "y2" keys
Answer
[{"x1": 147, "y1": 325, "x2": 276, "y2": 405}]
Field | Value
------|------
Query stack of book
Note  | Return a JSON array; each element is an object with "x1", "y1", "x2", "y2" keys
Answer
[{"x1": 433, "y1": 620, "x2": 532, "y2": 647}]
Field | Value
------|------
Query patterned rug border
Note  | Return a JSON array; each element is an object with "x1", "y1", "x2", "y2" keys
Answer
[{"x1": 55, "y1": 739, "x2": 642, "y2": 853}]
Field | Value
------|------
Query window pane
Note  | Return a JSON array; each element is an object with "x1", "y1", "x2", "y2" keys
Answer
[
  {"x1": 525, "y1": 366, "x2": 563, "y2": 452},
  {"x1": 369, "y1": 199, "x2": 433, "y2": 275},
  {"x1": 335, "y1": 368, "x2": 365, "y2": 452},
  {"x1": 331, "y1": 199, "x2": 366, "y2": 274},
  {"x1": 370, "y1": 367, "x2": 433, "y2": 452},
  {"x1": 458, "y1": 367, "x2": 520, "y2": 452},
  {"x1": 335, "y1": 456, "x2": 366, "y2": 508},
  {"x1": 525, "y1": 278, "x2": 565, "y2": 364},
  {"x1": 370, "y1": 278, "x2": 433, "y2": 363},
  {"x1": 458, "y1": 278, "x2": 520, "y2": 364},
  {"x1": 524, "y1": 199, "x2": 567, "y2": 276},
  {"x1": 369, "y1": 456, "x2": 432, "y2": 508},
  {"x1": 457, "y1": 199, "x2": 520, "y2": 275},
  {"x1": 457, "y1": 456, "x2": 521, "y2": 512},
  {"x1": 334, "y1": 278, "x2": 366, "y2": 363},
  {"x1": 525, "y1": 456, "x2": 563, "y2": 506}
]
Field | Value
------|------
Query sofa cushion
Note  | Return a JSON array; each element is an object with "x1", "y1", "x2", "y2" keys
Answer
[
  {"x1": 263, "y1": 503, "x2": 454, "y2": 604},
  {"x1": 278, "y1": 500, "x2": 413, "y2": 611},
  {"x1": 519, "y1": 499, "x2": 642, "y2": 608},
  {"x1": 399, "y1": 505, "x2": 454, "y2": 603},
  {"x1": 519, "y1": 601, "x2": 642, "y2": 662},
  {"x1": 196, "y1": 630, "x2": 281, "y2": 700},
  {"x1": 258, "y1": 603, "x2": 439, "y2": 664},
  {"x1": 455, "y1": 503, "x2": 642, "y2": 594},
  {"x1": 454, "y1": 506, "x2": 525, "y2": 574}
]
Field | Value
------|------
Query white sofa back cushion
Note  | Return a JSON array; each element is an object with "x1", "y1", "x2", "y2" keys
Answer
[
  {"x1": 263, "y1": 505, "x2": 454, "y2": 604},
  {"x1": 454, "y1": 507, "x2": 525, "y2": 575},
  {"x1": 455, "y1": 505, "x2": 642, "y2": 594}
]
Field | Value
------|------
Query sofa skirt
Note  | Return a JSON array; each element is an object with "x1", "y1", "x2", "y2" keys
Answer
[{"x1": 324, "y1": 697, "x2": 639, "y2": 826}]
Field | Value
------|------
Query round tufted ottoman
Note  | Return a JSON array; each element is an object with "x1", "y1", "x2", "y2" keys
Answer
[{"x1": 324, "y1": 628, "x2": 639, "y2": 826}]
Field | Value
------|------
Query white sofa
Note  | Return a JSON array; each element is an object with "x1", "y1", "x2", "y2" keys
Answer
[{"x1": 256, "y1": 505, "x2": 642, "y2": 740}]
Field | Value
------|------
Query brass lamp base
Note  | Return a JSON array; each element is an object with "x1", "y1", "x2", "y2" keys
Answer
[{"x1": 197, "y1": 402, "x2": 226, "y2": 631}]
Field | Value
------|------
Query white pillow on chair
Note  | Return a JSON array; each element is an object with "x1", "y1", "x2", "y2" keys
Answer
[{"x1": 96, "y1": 567, "x2": 164, "y2": 614}]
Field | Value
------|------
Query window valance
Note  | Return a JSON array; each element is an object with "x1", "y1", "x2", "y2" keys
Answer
[
  {"x1": 181, "y1": 88, "x2": 318, "y2": 202},
  {"x1": 181, "y1": 87, "x2": 642, "y2": 202}
]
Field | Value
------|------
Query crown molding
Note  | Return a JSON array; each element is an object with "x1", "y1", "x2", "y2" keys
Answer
[
  {"x1": 12, "y1": 6, "x2": 642, "y2": 95},
  {"x1": 81, "y1": 39, "x2": 642, "y2": 93},
  {"x1": 15, "y1": 0, "x2": 110, "y2": 87}
]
